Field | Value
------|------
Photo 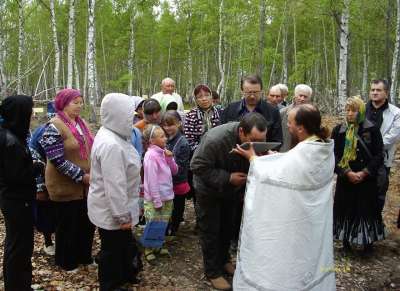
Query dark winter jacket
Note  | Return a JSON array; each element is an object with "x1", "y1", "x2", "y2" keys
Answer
[
  {"x1": 331, "y1": 119, "x2": 384, "y2": 179},
  {"x1": 0, "y1": 95, "x2": 36, "y2": 202},
  {"x1": 190, "y1": 122, "x2": 250, "y2": 198},
  {"x1": 221, "y1": 99, "x2": 283, "y2": 144},
  {"x1": 167, "y1": 131, "x2": 190, "y2": 185}
]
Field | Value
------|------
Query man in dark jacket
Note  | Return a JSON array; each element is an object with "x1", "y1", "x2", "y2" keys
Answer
[
  {"x1": 221, "y1": 74, "x2": 282, "y2": 144},
  {"x1": 0, "y1": 95, "x2": 36, "y2": 291},
  {"x1": 191, "y1": 113, "x2": 268, "y2": 290}
]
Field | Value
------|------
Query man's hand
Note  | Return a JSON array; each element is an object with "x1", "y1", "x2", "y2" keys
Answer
[
  {"x1": 82, "y1": 173, "x2": 90, "y2": 185},
  {"x1": 230, "y1": 172, "x2": 247, "y2": 186},
  {"x1": 346, "y1": 171, "x2": 362, "y2": 184},
  {"x1": 120, "y1": 223, "x2": 132, "y2": 231}
]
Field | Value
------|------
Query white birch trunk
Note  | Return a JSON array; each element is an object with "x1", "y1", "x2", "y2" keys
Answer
[
  {"x1": 390, "y1": 0, "x2": 400, "y2": 104},
  {"x1": 216, "y1": 0, "x2": 225, "y2": 102},
  {"x1": 258, "y1": 0, "x2": 266, "y2": 78},
  {"x1": 337, "y1": 0, "x2": 350, "y2": 114},
  {"x1": 67, "y1": 0, "x2": 76, "y2": 88},
  {"x1": 17, "y1": 0, "x2": 25, "y2": 94},
  {"x1": 74, "y1": 58, "x2": 80, "y2": 90},
  {"x1": 0, "y1": 10, "x2": 6, "y2": 98},
  {"x1": 362, "y1": 42, "x2": 369, "y2": 99},
  {"x1": 186, "y1": 0, "x2": 193, "y2": 101},
  {"x1": 87, "y1": 0, "x2": 97, "y2": 122},
  {"x1": 128, "y1": 5, "x2": 136, "y2": 96},
  {"x1": 50, "y1": 0, "x2": 60, "y2": 91}
]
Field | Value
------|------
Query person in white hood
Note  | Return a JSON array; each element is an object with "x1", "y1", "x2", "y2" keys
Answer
[
  {"x1": 232, "y1": 104, "x2": 336, "y2": 291},
  {"x1": 88, "y1": 93, "x2": 141, "y2": 291}
]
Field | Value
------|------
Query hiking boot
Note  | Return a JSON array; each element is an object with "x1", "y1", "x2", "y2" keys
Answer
[
  {"x1": 209, "y1": 276, "x2": 231, "y2": 290},
  {"x1": 223, "y1": 262, "x2": 235, "y2": 275}
]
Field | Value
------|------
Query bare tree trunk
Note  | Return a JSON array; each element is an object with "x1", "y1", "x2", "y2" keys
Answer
[
  {"x1": 50, "y1": 0, "x2": 60, "y2": 91},
  {"x1": 281, "y1": 21, "x2": 288, "y2": 84},
  {"x1": 217, "y1": 0, "x2": 225, "y2": 102},
  {"x1": 258, "y1": 0, "x2": 266, "y2": 78},
  {"x1": 100, "y1": 26, "x2": 107, "y2": 94},
  {"x1": 67, "y1": 0, "x2": 76, "y2": 88},
  {"x1": 0, "y1": 2, "x2": 6, "y2": 98},
  {"x1": 268, "y1": 19, "x2": 283, "y2": 88},
  {"x1": 38, "y1": 30, "x2": 49, "y2": 100},
  {"x1": 362, "y1": 42, "x2": 369, "y2": 99},
  {"x1": 386, "y1": 0, "x2": 393, "y2": 79},
  {"x1": 390, "y1": 0, "x2": 400, "y2": 104},
  {"x1": 128, "y1": 4, "x2": 136, "y2": 96},
  {"x1": 337, "y1": 0, "x2": 350, "y2": 114},
  {"x1": 87, "y1": 0, "x2": 97, "y2": 122},
  {"x1": 17, "y1": 0, "x2": 25, "y2": 94},
  {"x1": 83, "y1": 21, "x2": 89, "y2": 101},
  {"x1": 322, "y1": 18, "x2": 330, "y2": 93},
  {"x1": 293, "y1": 14, "x2": 297, "y2": 74},
  {"x1": 74, "y1": 58, "x2": 80, "y2": 91},
  {"x1": 186, "y1": 0, "x2": 193, "y2": 101}
]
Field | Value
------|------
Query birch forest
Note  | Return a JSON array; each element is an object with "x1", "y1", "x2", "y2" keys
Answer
[{"x1": 1, "y1": 0, "x2": 400, "y2": 113}]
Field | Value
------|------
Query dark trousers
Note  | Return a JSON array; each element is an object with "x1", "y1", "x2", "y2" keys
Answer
[
  {"x1": 54, "y1": 199, "x2": 95, "y2": 270},
  {"x1": 1, "y1": 199, "x2": 34, "y2": 291},
  {"x1": 195, "y1": 193, "x2": 234, "y2": 279},
  {"x1": 98, "y1": 228, "x2": 139, "y2": 291},
  {"x1": 169, "y1": 195, "x2": 186, "y2": 234},
  {"x1": 377, "y1": 167, "x2": 391, "y2": 213}
]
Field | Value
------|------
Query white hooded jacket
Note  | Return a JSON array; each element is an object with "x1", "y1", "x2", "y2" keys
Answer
[{"x1": 88, "y1": 93, "x2": 141, "y2": 230}]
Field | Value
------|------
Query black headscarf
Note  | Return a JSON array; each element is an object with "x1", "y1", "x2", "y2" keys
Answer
[{"x1": 0, "y1": 95, "x2": 33, "y2": 142}]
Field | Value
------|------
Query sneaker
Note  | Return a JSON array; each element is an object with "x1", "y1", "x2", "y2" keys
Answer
[
  {"x1": 43, "y1": 245, "x2": 55, "y2": 256},
  {"x1": 209, "y1": 276, "x2": 231, "y2": 290}
]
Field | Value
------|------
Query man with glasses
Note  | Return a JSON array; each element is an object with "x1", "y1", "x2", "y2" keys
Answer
[{"x1": 221, "y1": 74, "x2": 282, "y2": 144}]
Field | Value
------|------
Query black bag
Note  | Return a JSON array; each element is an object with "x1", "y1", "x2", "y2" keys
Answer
[{"x1": 356, "y1": 134, "x2": 389, "y2": 194}]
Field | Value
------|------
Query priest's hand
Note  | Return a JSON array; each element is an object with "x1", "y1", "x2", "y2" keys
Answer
[
  {"x1": 230, "y1": 172, "x2": 247, "y2": 186},
  {"x1": 231, "y1": 143, "x2": 257, "y2": 160}
]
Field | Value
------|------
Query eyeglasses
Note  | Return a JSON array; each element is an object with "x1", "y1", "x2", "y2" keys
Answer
[
  {"x1": 243, "y1": 91, "x2": 262, "y2": 97},
  {"x1": 195, "y1": 94, "x2": 211, "y2": 100}
]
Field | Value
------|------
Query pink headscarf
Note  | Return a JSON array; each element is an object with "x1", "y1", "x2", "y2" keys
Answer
[{"x1": 54, "y1": 88, "x2": 94, "y2": 160}]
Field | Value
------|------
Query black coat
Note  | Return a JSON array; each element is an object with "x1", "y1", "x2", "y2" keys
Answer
[
  {"x1": 331, "y1": 119, "x2": 383, "y2": 178},
  {"x1": 0, "y1": 95, "x2": 36, "y2": 202},
  {"x1": 190, "y1": 122, "x2": 249, "y2": 198},
  {"x1": 221, "y1": 99, "x2": 283, "y2": 144}
]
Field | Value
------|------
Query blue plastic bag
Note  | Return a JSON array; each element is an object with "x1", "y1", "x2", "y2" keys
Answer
[{"x1": 139, "y1": 220, "x2": 168, "y2": 248}]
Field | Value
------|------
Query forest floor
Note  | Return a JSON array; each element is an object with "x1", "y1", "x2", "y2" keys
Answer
[{"x1": 0, "y1": 120, "x2": 399, "y2": 290}]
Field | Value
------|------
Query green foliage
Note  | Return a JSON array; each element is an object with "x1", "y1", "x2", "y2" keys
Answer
[{"x1": 0, "y1": 0, "x2": 398, "y2": 104}]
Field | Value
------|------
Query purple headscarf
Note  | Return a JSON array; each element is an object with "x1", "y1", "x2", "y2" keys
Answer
[{"x1": 54, "y1": 88, "x2": 93, "y2": 160}]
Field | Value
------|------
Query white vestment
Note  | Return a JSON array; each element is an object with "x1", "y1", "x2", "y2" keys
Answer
[{"x1": 233, "y1": 140, "x2": 336, "y2": 291}]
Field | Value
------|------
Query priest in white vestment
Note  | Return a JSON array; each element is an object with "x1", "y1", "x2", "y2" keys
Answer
[{"x1": 232, "y1": 104, "x2": 336, "y2": 291}]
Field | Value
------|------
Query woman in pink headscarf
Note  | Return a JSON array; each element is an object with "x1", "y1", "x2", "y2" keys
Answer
[{"x1": 39, "y1": 89, "x2": 95, "y2": 272}]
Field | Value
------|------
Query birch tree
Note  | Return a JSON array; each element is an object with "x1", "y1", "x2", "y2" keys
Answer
[
  {"x1": 390, "y1": 0, "x2": 400, "y2": 104},
  {"x1": 128, "y1": 3, "x2": 136, "y2": 96},
  {"x1": 216, "y1": 0, "x2": 225, "y2": 101},
  {"x1": 67, "y1": 0, "x2": 76, "y2": 88},
  {"x1": 186, "y1": 0, "x2": 193, "y2": 100},
  {"x1": 0, "y1": 1, "x2": 6, "y2": 98},
  {"x1": 50, "y1": 0, "x2": 60, "y2": 91},
  {"x1": 258, "y1": 0, "x2": 266, "y2": 79},
  {"x1": 337, "y1": 0, "x2": 350, "y2": 114},
  {"x1": 17, "y1": 0, "x2": 25, "y2": 94},
  {"x1": 87, "y1": 0, "x2": 98, "y2": 122}
]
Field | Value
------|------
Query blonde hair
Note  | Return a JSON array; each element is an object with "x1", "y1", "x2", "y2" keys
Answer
[
  {"x1": 143, "y1": 124, "x2": 163, "y2": 143},
  {"x1": 345, "y1": 95, "x2": 362, "y2": 111}
]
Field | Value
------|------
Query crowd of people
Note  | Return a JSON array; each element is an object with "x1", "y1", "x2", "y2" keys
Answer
[{"x1": 0, "y1": 75, "x2": 399, "y2": 291}]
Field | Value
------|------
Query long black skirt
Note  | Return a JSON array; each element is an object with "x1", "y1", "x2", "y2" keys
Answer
[{"x1": 333, "y1": 176, "x2": 385, "y2": 246}]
